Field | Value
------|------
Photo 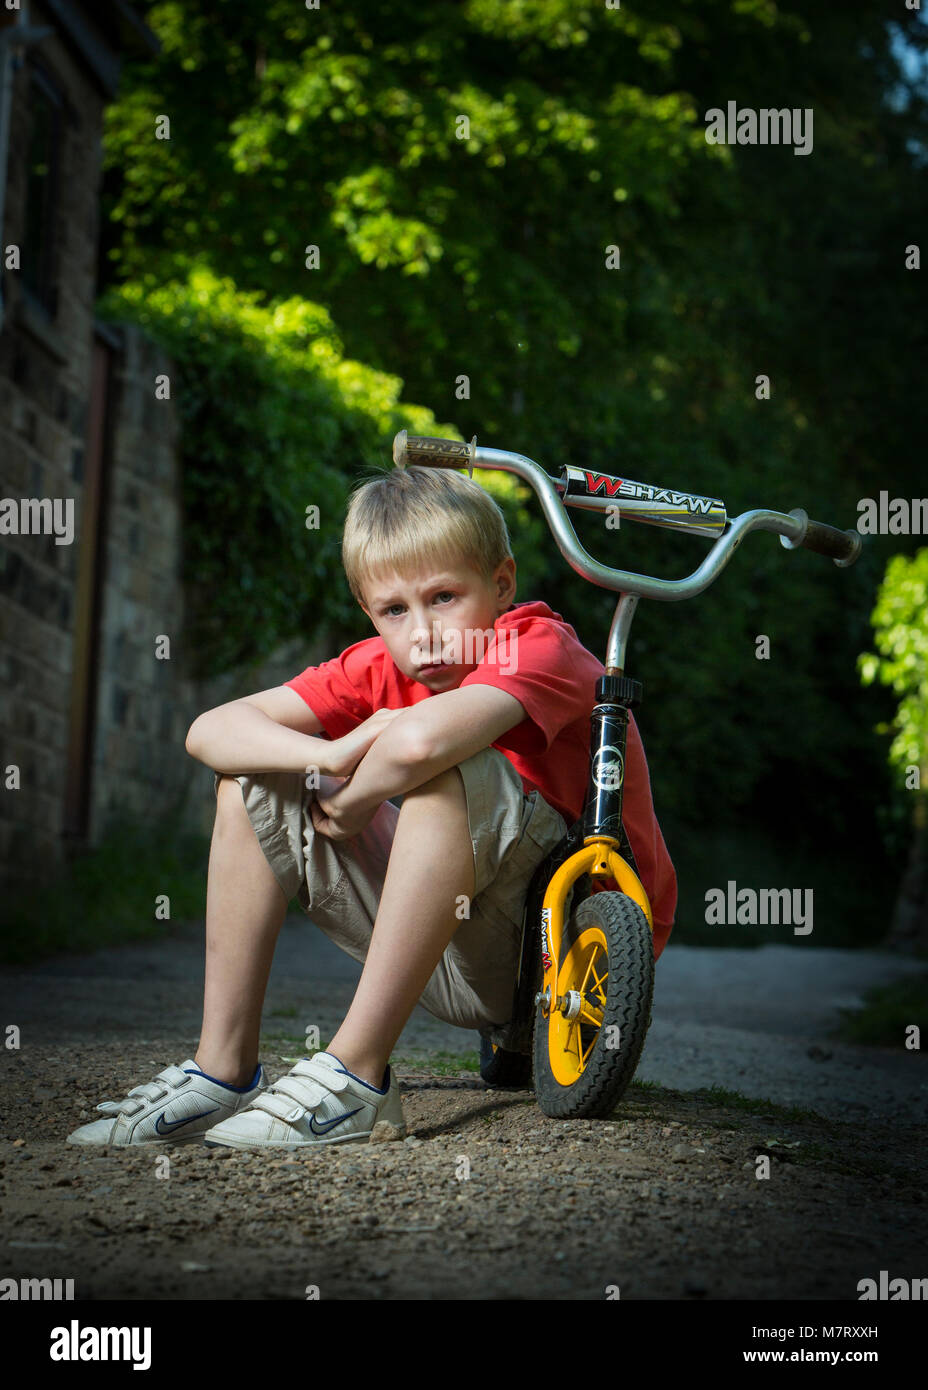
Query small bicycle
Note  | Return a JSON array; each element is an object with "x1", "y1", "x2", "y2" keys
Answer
[{"x1": 392, "y1": 430, "x2": 862, "y2": 1119}]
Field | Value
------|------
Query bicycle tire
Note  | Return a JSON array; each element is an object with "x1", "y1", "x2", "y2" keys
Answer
[{"x1": 533, "y1": 891, "x2": 654, "y2": 1119}]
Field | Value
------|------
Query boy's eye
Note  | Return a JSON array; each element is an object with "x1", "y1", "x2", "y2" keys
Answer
[{"x1": 383, "y1": 591, "x2": 455, "y2": 617}]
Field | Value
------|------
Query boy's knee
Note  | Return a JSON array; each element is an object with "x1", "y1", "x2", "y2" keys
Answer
[
  {"x1": 215, "y1": 773, "x2": 248, "y2": 814},
  {"x1": 216, "y1": 773, "x2": 243, "y2": 792},
  {"x1": 401, "y1": 764, "x2": 466, "y2": 799}
]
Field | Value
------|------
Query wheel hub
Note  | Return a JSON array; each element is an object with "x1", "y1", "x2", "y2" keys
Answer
[{"x1": 559, "y1": 989, "x2": 583, "y2": 1020}]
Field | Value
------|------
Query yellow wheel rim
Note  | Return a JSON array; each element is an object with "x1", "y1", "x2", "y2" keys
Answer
[{"x1": 548, "y1": 925, "x2": 609, "y2": 1086}]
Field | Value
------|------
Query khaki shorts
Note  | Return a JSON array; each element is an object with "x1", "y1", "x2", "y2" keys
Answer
[{"x1": 213, "y1": 747, "x2": 568, "y2": 1031}]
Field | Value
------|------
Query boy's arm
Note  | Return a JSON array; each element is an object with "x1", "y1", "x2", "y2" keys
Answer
[
  {"x1": 322, "y1": 685, "x2": 527, "y2": 818},
  {"x1": 186, "y1": 685, "x2": 349, "y2": 775}
]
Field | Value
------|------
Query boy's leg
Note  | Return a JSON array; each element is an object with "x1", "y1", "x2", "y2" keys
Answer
[
  {"x1": 194, "y1": 747, "x2": 567, "y2": 1149},
  {"x1": 193, "y1": 773, "x2": 288, "y2": 1086},
  {"x1": 325, "y1": 764, "x2": 474, "y2": 1088}
]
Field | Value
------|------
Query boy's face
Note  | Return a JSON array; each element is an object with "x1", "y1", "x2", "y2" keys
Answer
[{"x1": 359, "y1": 555, "x2": 517, "y2": 689}]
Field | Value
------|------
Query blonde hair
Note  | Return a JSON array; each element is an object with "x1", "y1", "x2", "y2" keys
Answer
[{"x1": 342, "y1": 464, "x2": 513, "y2": 609}]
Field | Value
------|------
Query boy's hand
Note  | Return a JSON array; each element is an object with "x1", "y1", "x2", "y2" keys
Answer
[
  {"x1": 309, "y1": 787, "x2": 377, "y2": 842},
  {"x1": 311, "y1": 708, "x2": 406, "y2": 839},
  {"x1": 327, "y1": 708, "x2": 405, "y2": 778}
]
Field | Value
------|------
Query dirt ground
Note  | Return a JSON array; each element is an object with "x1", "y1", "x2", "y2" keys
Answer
[{"x1": 1, "y1": 1038, "x2": 925, "y2": 1302}]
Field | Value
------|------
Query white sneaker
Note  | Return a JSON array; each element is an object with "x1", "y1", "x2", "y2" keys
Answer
[
  {"x1": 66, "y1": 1059, "x2": 268, "y2": 1147},
  {"x1": 202, "y1": 1051, "x2": 406, "y2": 1150}
]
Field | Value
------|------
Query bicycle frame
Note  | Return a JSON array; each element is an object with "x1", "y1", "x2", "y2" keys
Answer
[{"x1": 391, "y1": 431, "x2": 862, "y2": 1059}]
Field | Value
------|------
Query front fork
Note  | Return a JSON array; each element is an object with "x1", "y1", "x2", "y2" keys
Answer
[
  {"x1": 536, "y1": 673, "x2": 653, "y2": 1024},
  {"x1": 490, "y1": 673, "x2": 655, "y2": 1055}
]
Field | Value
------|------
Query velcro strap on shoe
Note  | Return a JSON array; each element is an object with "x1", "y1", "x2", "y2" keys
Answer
[
  {"x1": 157, "y1": 1065, "x2": 191, "y2": 1088},
  {"x1": 290, "y1": 1059, "x2": 350, "y2": 1092},
  {"x1": 252, "y1": 1058, "x2": 352, "y2": 1120},
  {"x1": 267, "y1": 1076, "x2": 331, "y2": 1112},
  {"x1": 97, "y1": 1096, "x2": 147, "y2": 1116},
  {"x1": 250, "y1": 1092, "x2": 309, "y2": 1122},
  {"x1": 97, "y1": 1063, "x2": 193, "y2": 1116}
]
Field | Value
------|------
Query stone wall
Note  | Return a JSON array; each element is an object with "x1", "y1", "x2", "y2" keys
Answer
[
  {"x1": 2, "y1": 317, "x2": 330, "y2": 887},
  {"x1": 0, "y1": 4, "x2": 106, "y2": 885},
  {"x1": 90, "y1": 322, "x2": 330, "y2": 844},
  {"x1": 0, "y1": 6, "x2": 332, "y2": 892}
]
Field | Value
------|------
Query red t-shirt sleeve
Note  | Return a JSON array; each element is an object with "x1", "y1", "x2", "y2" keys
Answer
[
  {"x1": 284, "y1": 640, "x2": 377, "y2": 740},
  {"x1": 620, "y1": 711, "x2": 678, "y2": 946},
  {"x1": 459, "y1": 617, "x2": 592, "y2": 755}
]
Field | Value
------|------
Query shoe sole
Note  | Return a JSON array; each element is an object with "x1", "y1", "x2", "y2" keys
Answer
[
  {"x1": 66, "y1": 1130, "x2": 215, "y2": 1148},
  {"x1": 203, "y1": 1119, "x2": 406, "y2": 1151},
  {"x1": 67, "y1": 1098, "x2": 269, "y2": 1148}
]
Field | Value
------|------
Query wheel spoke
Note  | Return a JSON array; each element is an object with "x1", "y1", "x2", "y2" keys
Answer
[
  {"x1": 578, "y1": 949, "x2": 599, "y2": 995},
  {"x1": 549, "y1": 923, "x2": 612, "y2": 1085},
  {"x1": 578, "y1": 999, "x2": 603, "y2": 1029}
]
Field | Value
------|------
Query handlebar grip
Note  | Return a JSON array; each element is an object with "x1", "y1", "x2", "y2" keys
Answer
[
  {"x1": 393, "y1": 430, "x2": 477, "y2": 475},
  {"x1": 780, "y1": 508, "x2": 861, "y2": 568},
  {"x1": 802, "y1": 518, "x2": 861, "y2": 565}
]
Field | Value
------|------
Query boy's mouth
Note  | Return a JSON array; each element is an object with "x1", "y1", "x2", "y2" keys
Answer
[{"x1": 414, "y1": 661, "x2": 455, "y2": 679}]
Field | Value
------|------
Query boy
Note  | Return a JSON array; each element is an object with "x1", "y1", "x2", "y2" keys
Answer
[{"x1": 68, "y1": 464, "x2": 676, "y2": 1150}]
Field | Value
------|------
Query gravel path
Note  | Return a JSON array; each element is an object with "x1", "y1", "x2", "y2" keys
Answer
[
  {"x1": 1, "y1": 921, "x2": 925, "y2": 1300},
  {"x1": 7, "y1": 923, "x2": 924, "y2": 1121}
]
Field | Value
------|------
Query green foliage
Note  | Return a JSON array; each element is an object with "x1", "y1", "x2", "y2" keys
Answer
[
  {"x1": 0, "y1": 819, "x2": 210, "y2": 964},
  {"x1": 831, "y1": 972, "x2": 928, "y2": 1048},
  {"x1": 97, "y1": 269, "x2": 549, "y2": 676},
  {"x1": 98, "y1": 0, "x2": 927, "y2": 858},
  {"x1": 859, "y1": 548, "x2": 928, "y2": 783}
]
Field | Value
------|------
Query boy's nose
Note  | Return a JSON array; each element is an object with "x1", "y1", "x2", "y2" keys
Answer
[
  {"x1": 408, "y1": 622, "x2": 447, "y2": 662},
  {"x1": 410, "y1": 621, "x2": 439, "y2": 646}
]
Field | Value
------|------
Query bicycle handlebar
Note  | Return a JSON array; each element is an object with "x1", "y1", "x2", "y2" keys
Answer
[
  {"x1": 392, "y1": 431, "x2": 862, "y2": 600},
  {"x1": 778, "y1": 508, "x2": 860, "y2": 565},
  {"x1": 393, "y1": 431, "x2": 478, "y2": 472}
]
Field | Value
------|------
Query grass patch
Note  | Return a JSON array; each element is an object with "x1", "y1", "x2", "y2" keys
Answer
[
  {"x1": 698, "y1": 1085, "x2": 824, "y2": 1124},
  {"x1": 257, "y1": 1041, "x2": 483, "y2": 1076},
  {"x1": 828, "y1": 971, "x2": 928, "y2": 1048},
  {"x1": 609, "y1": 1079, "x2": 828, "y2": 1126},
  {"x1": 261, "y1": 1034, "x2": 311, "y2": 1056},
  {"x1": 391, "y1": 1049, "x2": 481, "y2": 1075},
  {"x1": 0, "y1": 818, "x2": 210, "y2": 964}
]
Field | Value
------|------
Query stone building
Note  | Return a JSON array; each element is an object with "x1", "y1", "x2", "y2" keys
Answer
[{"x1": 0, "y1": 3, "x2": 322, "y2": 896}]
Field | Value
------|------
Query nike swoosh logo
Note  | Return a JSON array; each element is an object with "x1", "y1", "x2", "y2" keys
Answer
[
  {"x1": 309, "y1": 1107, "x2": 363, "y2": 1135},
  {"x1": 155, "y1": 1105, "x2": 221, "y2": 1134}
]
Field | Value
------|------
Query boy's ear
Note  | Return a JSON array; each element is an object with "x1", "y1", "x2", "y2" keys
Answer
[{"x1": 496, "y1": 556, "x2": 517, "y2": 604}]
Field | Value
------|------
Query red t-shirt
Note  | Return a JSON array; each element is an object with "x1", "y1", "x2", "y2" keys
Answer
[{"x1": 284, "y1": 600, "x2": 676, "y2": 956}]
